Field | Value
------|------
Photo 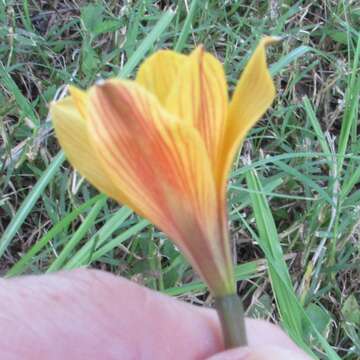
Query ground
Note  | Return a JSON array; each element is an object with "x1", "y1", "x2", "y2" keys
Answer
[{"x1": 0, "y1": 1, "x2": 359, "y2": 359}]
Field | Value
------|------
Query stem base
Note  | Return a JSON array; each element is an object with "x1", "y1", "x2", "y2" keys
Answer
[{"x1": 214, "y1": 294, "x2": 247, "y2": 349}]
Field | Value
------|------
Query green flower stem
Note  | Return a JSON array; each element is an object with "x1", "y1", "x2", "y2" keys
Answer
[{"x1": 214, "y1": 293, "x2": 247, "y2": 349}]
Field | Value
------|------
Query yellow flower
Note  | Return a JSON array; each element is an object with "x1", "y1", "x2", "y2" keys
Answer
[{"x1": 50, "y1": 37, "x2": 277, "y2": 297}]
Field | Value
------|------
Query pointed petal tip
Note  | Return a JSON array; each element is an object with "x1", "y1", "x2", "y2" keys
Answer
[
  {"x1": 67, "y1": 84, "x2": 88, "y2": 118},
  {"x1": 191, "y1": 44, "x2": 206, "y2": 58},
  {"x1": 68, "y1": 84, "x2": 86, "y2": 97},
  {"x1": 49, "y1": 99, "x2": 57, "y2": 108},
  {"x1": 166, "y1": 40, "x2": 228, "y2": 176},
  {"x1": 220, "y1": 36, "x2": 278, "y2": 196},
  {"x1": 49, "y1": 96, "x2": 71, "y2": 114},
  {"x1": 136, "y1": 50, "x2": 187, "y2": 105},
  {"x1": 261, "y1": 35, "x2": 283, "y2": 47},
  {"x1": 68, "y1": 84, "x2": 81, "y2": 93}
]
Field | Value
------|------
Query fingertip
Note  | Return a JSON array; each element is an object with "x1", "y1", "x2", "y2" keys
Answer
[
  {"x1": 206, "y1": 345, "x2": 311, "y2": 360},
  {"x1": 206, "y1": 346, "x2": 251, "y2": 360}
]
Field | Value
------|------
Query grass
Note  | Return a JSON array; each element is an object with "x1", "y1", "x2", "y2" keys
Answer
[{"x1": 1, "y1": 0, "x2": 359, "y2": 358}]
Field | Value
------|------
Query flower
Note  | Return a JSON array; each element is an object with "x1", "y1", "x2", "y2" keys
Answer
[{"x1": 50, "y1": 37, "x2": 277, "y2": 297}]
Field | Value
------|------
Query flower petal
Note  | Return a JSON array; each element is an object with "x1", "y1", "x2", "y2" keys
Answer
[
  {"x1": 87, "y1": 79, "x2": 234, "y2": 295},
  {"x1": 165, "y1": 46, "x2": 228, "y2": 178},
  {"x1": 136, "y1": 50, "x2": 187, "y2": 106},
  {"x1": 68, "y1": 85, "x2": 88, "y2": 118},
  {"x1": 50, "y1": 97, "x2": 119, "y2": 200},
  {"x1": 220, "y1": 37, "x2": 278, "y2": 191}
]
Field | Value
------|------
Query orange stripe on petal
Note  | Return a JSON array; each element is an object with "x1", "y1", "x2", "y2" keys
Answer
[
  {"x1": 136, "y1": 50, "x2": 187, "y2": 106},
  {"x1": 87, "y1": 79, "x2": 234, "y2": 295},
  {"x1": 165, "y1": 46, "x2": 228, "y2": 180},
  {"x1": 50, "y1": 97, "x2": 119, "y2": 200}
]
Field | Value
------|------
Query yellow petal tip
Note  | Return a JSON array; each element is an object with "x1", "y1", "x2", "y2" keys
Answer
[
  {"x1": 68, "y1": 85, "x2": 87, "y2": 118},
  {"x1": 261, "y1": 36, "x2": 283, "y2": 47}
]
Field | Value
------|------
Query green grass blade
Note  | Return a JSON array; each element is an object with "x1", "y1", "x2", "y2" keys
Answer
[
  {"x1": 164, "y1": 259, "x2": 261, "y2": 296},
  {"x1": 90, "y1": 219, "x2": 149, "y2": 263},
  {"x1": 0, "y1": 61, "x2": 39, "y2": 127},
  {"x1": 245, "y1": 168, "x2": 340, "y2": 359},
  {"x1": 270, "y1": 45, "x2": 313, "y2": 76},
  {"x1": 20, "y1": 0, "x2": 35, "y2": 32},
  {"x1": 5, "y1": 194, "x2": 105, "y2": 277},
  {"x1": 62, "y1": 206, "x2": 134, "y2": 268},
  {"x1": 64, "y1": 219, "x2": 149, "y2": 269},
  {"x1": 174, "y1": 0, "x2": 199, "y2": 52},
  {"x1": 46, "y1": 196, "x2": 107, "y2": 272},
  {"x1": 303, "y1": 96, "x2": 331, "y2": 156},
  {"x1": 274, "y1": 160, "x2": 334, "y2": 206},
  {"x1": 341, "y1": 165, "x2": 360, "y2": 199},
  {"x1": 337, "y1": 35, "x2": 360, "y2": 173},
  {"x1": 119, "y1": 9, "x2": 175, "y2": 78},
  {"x1": 0, "y1": 151, "x2": 65, "y2": 259}
]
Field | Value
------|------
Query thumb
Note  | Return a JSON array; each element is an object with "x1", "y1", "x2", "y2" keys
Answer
[{"x1": 206, "y1": 345, "x2": 311, "y2": 360}]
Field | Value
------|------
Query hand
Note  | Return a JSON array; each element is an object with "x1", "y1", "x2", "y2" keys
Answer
[{"x1": 0, "y1": 269, "x2": 310, "y2": 359}]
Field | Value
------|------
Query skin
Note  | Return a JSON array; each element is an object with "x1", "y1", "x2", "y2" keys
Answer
[{"x1": 0, "y1": 269, "x2": 310, "y2": 360}]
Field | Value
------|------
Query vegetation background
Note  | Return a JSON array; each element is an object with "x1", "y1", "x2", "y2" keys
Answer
[{"x1": 1, "y1": 0, "x2": 359, "y2": 359}]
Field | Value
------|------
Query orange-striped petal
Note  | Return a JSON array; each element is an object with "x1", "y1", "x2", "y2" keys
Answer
[
  {"x1": 136, "y1": 50, "x2": 187, "y2": 106},
  {"x1": 86, "y1": 79, "x2": 234, "y2": 296},
  {"x1": 220, "y1": 37, "x2": 278, "y2": 193},
  {"x1": 165, "y1": 46, "x2": 228, "y2": 178},
  {"x1": 50, "y1": 96, "x2": 119, "y2": 200}
]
